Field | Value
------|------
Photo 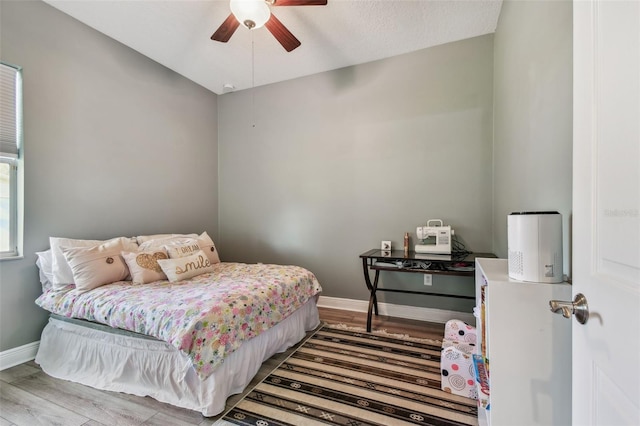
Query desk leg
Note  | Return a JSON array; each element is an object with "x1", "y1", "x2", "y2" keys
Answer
[
  {"x1": 362, "y1": 258, "x2": 380, "y2": 332},
  {"x1": 367, "y1": 270, "x2": 380, "y2": 332}
]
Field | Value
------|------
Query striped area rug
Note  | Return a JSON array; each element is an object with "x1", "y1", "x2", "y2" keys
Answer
[{"x1": 217, "y1": 324, "x2": 478, "y2": 426}]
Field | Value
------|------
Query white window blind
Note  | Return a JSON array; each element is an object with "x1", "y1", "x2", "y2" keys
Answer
[
  {"x1": 0, "y1": 63, "x2": 20, "y2": 159},
  {"x1": 0, "y1": 62, "x2": 21, "y2": 258}
]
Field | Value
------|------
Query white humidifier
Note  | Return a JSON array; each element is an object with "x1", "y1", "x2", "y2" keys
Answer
[{"x1": 508, "y1": 211, "x2": 563, "y2": 283}]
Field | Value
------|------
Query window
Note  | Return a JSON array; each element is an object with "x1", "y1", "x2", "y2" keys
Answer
[{"x1": 1, "y1": 62, "x2": 22, "y2": 258}]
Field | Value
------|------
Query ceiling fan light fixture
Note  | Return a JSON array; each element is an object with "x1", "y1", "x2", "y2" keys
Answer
[{"x1": 230, "y1": 0, "x2": 270, "y2": 30}]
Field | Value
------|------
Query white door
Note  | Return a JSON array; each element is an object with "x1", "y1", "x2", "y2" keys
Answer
[{"x1": 573, "y1": 0, "x2": 640, "y2": 424}]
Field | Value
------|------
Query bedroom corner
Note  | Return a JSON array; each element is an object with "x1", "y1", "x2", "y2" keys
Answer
[{"x1": 0, "y1": 0, "x2": 219, "y2": 360}]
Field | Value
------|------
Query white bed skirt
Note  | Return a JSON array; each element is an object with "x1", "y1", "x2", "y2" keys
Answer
[{"x1": 35, "y1": 298, "x2": 320, "y2": 417}]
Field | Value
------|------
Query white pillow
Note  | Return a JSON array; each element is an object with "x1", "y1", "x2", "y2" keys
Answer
[
  {"x1": 61, "y1": 239, "x2": 132, "y2": 292},
  {"x1": 35, "y1": 249, "x2": 54, "y2": 292},
  {"x1": 50, "y1": 236, "x2": 138, "y2": 289},
  {"x1": 136, "y1": 233, "x2": 197, "y2": 245},
  {"x1": 157, "y1": 250, "x2": 214, "y2": 282},
  {"x1": 121, "y1": 250, "x2": 169, "y2": 285}
]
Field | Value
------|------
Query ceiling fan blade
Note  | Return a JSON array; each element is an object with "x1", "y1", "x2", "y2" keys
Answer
[
  {"x1": 211, "y1": 14, "x2": 240, "y2": 42},
  {"x1": 265, "y1": 13, "x2": 301, "y2": 52},
  {"x1": 272, "y1": 0, "x2": 327, "y2": 5}
]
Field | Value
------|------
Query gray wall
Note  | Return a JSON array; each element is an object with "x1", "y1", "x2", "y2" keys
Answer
[
  {"x1": 492, "y1": 0, "x2": 573, "y2": 275},
  {"x1": 218, "y1": 35, "x2": 495, "y2": 312},
  {"x1": 0, "y1": 1, "x2": 219, "y2": 352},
  {"x1": 0, "y1": 0, "x2": 575, "y2": 354}
]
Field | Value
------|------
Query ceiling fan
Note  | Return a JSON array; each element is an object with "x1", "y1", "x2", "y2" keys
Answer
[{"x1": 211, "y1": 0, "x2": 327, "y2": 52}]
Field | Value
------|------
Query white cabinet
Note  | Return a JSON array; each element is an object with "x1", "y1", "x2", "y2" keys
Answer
[{"x1": 475, "y1": 258, "x2": 572, "y2": 426}]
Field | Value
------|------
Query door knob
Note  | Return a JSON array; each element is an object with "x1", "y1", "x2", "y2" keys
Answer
[{"x1": 549, "y1": 293, "x2": 589, "y2": 324}]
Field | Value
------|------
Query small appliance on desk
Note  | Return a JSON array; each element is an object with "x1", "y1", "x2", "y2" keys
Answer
[
  {"x1": 415, "y1": 219, "x2": 454, "y2": 254},
  {"x1": 508, "y1": 211, "x2": 563, "y2": 283}
]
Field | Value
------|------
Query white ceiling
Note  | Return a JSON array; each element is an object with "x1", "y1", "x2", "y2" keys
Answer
[{"x1": 43, "y1": 0, "x2": 503, "y2": 95}]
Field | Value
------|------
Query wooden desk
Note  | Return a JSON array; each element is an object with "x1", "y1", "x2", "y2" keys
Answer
[{"x1": 359, "y1": 249, "x2": 495, "y2": 332}]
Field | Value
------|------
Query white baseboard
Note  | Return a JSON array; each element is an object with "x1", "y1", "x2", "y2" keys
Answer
[
  {"x1": 0, "y1": 341, "x2": 39, "y2": 371},
  {"x1": 317, "y1": 296, "x2": 475, "y2": 325}
]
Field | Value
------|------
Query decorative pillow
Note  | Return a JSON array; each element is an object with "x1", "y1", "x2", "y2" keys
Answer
[
  {"x1": 61, "y1": 239, "x2": 131, "y2": 292},
  {"x1": 138, "y1": 235, "x2": 197, "y2": 251},
  {"x1": 50, "y1": 236, "x2": 138, "y2": 289},
  {"x1": 136, "y1": 233, "x2": 198, "y2": 245},
  {"x1": 121, "y1": 250, "x2": 169, "y2": 285},
  {"x1": 156, "y1": 250, "x2": 214, "y2": 282},
  {"x1": 196, "y1": 231, "x2": 221, "y2": 265},
  {"x1": 165, "y1": 240, "x2": 201, "y2": 259},
  {"x1": 35, "y1": 249, "x2": 54, "y2": 292},
  {"x1": 138, "y1": 232, "x2": 220, "y2": 264}
]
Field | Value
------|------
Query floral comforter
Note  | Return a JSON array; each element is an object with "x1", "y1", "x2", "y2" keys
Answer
[{"x1": 35, "y1": 262, "x2": 322, "y2": 379}]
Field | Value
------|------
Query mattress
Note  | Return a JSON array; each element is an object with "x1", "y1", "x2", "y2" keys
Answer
[
  {"x1": 36, "y1": 262, "x2": 322, "y2": 379},
  {"x1": 36, "y1": 297, "x2": 321, "y2": 417},
  {"x1": 35, "y1": 259, "x2": 323, "y2": 416}
]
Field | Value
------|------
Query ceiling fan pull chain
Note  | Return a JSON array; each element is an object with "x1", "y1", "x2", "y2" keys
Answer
[{"x1": 251, "y1": 33, "x2": 256, "y2": 128}]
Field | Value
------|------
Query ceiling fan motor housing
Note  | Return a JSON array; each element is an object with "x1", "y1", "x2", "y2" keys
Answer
[
  {"x1": 212, "y1": 0, "x2": 327, "y2": 51},
  {"x1": 230, "y1": 0, "x2": 270, "y2": 29}
]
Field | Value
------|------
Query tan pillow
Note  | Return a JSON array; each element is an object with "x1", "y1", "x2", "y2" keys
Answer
[
  {"x1": 121, "y1": 250, "x2": 169, "y2": 284},
  {"x1": 196, "y1": 231, "x2": 221, "y2": 265},
  {"x1": 157, "y1": 250, "x2": 214, "y2": 282},
  {"x1": 50, "y1": 236, "x2": 138, "y2": 289},
  {"x1": 61, "y1": 239, "x2": 131, "y2": 292}
]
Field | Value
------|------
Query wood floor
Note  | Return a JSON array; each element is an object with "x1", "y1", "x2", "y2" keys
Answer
[{"x1": 0, "y1": 308, "x2": 444, "y2": 426}]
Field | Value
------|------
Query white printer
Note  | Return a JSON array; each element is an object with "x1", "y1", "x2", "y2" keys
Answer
[{"x1": 507, "y1": 211, "x2": 563, "y2": 283}]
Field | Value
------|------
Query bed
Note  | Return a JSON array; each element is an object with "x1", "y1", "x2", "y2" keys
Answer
[{"x1": 34, "y1": 233, "x2": 322, "y2": 416}]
